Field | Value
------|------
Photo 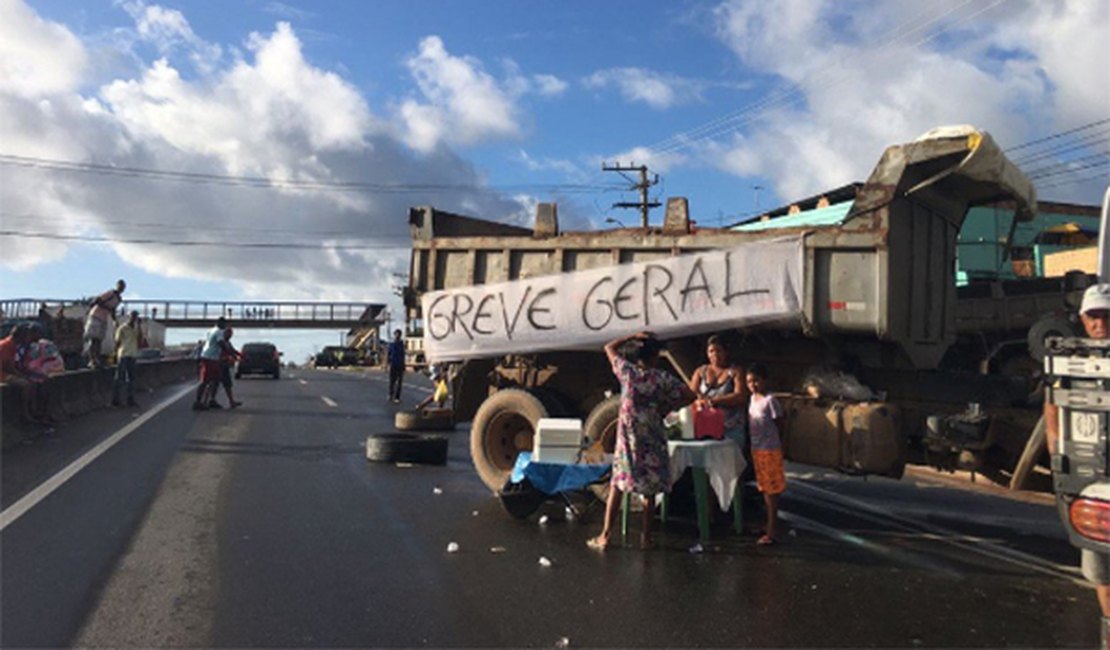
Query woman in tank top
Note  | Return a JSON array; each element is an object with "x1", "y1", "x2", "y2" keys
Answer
[{"x1": 687, "y1": 334, "x2": 748, "y2": 444}]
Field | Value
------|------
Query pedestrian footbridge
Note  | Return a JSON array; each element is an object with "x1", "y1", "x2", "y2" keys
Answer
[{"x1": 0, "y1": 298, "x2": 387, "y2": 330}]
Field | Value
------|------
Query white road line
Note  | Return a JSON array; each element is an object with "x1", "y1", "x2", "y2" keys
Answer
[
  {"x1": 321, "y1": 396, "x2": 338, "y2": 407},
  {"x1": 779, "y1": 510, "x2": 964, "y2": 578},
  {"x1": 298, "y1": 379, "x2": 307, "y2": 385},
  {"x1": 0, "y1": 383, "x2": 195, "y2": 532},
  {"x1": 791, "y1": 480, "x2": 1088, "y2": 588}
]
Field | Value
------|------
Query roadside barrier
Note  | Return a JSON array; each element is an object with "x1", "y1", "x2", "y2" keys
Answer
[{"x1": 0, "y1": 359, "x2": 196, "y2": 448}]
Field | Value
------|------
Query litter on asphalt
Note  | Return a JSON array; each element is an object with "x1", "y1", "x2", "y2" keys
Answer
[{"x1": 446, "y1": 542, "x2": 459, "y2": 553}]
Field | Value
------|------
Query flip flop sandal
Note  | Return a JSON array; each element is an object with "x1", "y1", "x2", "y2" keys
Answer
[
  {"x1": 586, "y1": 537, "x2": 609, "y2": 551},
  {"x1": 756, "y1": 535, "x2": 777, "y2": 546}
]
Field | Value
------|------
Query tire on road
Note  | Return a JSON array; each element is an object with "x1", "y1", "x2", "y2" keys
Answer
[
  {"x1": 580, "y1": 396, "x2": 620, "y2": 501},
  {"x1": 395, "y1": 407, "x2": 455, "y2": 431},
  {"x1": 365, "y1": 433, "x2": 448, "y2": 465},
  {"x1": 470, "y1": 389, "x2": 549, "y2": 492}
]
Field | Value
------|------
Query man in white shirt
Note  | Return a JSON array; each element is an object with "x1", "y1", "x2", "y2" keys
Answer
[
  {"x1": 84, "y1": 279, "x2": 125, "y2": 368},
  {"x1": 193, "y1": 317, "x2": 227, "y2": 410}
]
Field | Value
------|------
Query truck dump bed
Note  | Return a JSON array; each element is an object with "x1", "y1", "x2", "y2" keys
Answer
[{"x1": 408, "y1": 126, "x2": 1037, "y2": 370}]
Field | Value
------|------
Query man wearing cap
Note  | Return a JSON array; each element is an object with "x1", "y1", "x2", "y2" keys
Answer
[
  {"x1": 1045, "y1": 284, "x2": 1110, "y2": 632},
  {"x1": 112, "y1": 310, "x2": 144, "y2": 407}
]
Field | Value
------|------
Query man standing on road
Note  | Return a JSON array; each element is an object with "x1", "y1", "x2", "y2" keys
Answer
[
  {"x1": 386, "y1": 329, "x2": 405, "y2": 403},
  {"x1": 84, "y1": 279, "x2": 125, "y2": 368},
  {"x1": 1045, "y1": 284, "x2": 1110, "y2": 638},
  {"x1": 111, "y1": 311, "x2": 143, "y2": 407},
  {"x1": 193, "y1": 317, "x2": 227, "y2": 410}
]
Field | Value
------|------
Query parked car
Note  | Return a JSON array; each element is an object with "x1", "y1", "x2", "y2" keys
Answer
[{"x1": 236, "y1": 342, "x2": 281, "y2": 379}]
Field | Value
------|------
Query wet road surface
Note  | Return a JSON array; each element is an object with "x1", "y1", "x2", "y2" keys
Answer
[{"x1": 1, "y1": 367, "x2": 1098, "y2": 647}]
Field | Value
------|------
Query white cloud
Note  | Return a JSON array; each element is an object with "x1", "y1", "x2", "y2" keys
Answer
[
  {"x1": 262, "y1": 2, "x2": 316, "y2": 21},
  {"x1": 121, "y1": 1, "x2": 223, "y2": 72},
  {"x1": 0, "y1": 0, "x2": 88, "y2": 97},
  {"x1": 601, "y1": 146, "x2": 688, "y2": 175},
  {"x1": 585, "y1": 67, "x2": 702, "y2": 109},
  {"x1": 399, "y1": 36, "x2": 522, "y2": 151},
  {"x1": 697, "y1": 0, "x2": 1109, "y2": 202},
  {"x1": 0, "y1": 3, "x2": 526, "y2": 301},
  {"x1": 517, "y1": 149, "x2": 585, "y2": 180},
  {"x1": 532, "y1": 74, "x2": 568, "y2": 97}
]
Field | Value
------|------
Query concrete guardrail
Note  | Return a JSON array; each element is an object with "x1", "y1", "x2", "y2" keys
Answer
[{"x1": 1, "y1": 358, "x2": 196, "y2": 449}]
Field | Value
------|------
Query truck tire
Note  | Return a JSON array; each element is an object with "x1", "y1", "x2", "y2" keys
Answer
[
  {"x1": 365, "y1": 433, "x2": 448, "y2": 465},
  {"x1": 581, "y1": 396, "x2": 620, "y2": 501},
  {"x1": 470, "y1": 389, "x2": 549, "y2": 492},
  {"x1": 395, "y1": 407, "x2": 455, "y2": 431},
  {"x1": 581, "y1": 396, "x2": 620, "y2": 463}
]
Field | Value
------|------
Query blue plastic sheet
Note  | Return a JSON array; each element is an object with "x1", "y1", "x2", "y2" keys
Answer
[{"x1": 510, "y1": 452, "x2": 610, "y2": 495}]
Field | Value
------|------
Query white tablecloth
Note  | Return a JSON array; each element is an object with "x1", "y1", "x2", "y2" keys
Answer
[{"x1": 668, "y1": 440, "x2": 747, "y2": 511}]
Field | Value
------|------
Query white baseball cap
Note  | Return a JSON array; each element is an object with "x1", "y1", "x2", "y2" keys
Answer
[{"x1": 1080, "y1": 284, "x2": 1110, "y2": 314}]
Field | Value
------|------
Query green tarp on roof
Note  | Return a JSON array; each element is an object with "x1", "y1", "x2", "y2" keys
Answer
[{"x1": 733, "y1": 200, "x2": 853, "y2": 232}]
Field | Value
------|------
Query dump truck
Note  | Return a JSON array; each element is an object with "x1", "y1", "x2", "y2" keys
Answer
[{"x1": 405, "y1": 126, "x2": 1088, "y2": 493}]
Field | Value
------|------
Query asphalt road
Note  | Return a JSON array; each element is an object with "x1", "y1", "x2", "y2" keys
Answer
[{"x1": 0, "y1": 367, "x2": 1098, "y2": 647}]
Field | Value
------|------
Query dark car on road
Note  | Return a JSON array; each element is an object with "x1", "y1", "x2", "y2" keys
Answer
[{"x1": 236, "y1": 342, "x2": 281, "y2": 379}]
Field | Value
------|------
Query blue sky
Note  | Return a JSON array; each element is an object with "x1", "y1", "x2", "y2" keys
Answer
[{"x1": 1, "y1": 0, "x2": 1107, "y2": 361}]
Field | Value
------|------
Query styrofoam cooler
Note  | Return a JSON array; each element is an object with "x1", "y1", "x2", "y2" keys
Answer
[{"x1": 533, "y1": 418, "x2": 583, "y2": 464}]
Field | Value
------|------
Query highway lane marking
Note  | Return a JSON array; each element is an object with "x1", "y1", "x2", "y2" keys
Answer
[
  {"x1": 321, "y1": 396, "x2": 338, "y2": 407},
  {"x1": 791, "y1": 480, "x2": 1089, "y2": 588},
  {"x1": 0, "y1": 383, "x2": 195, "y2": 533}
]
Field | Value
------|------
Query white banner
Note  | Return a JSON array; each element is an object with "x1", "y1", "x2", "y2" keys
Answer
[{"x1": 421, "y1": 236, "x2": 805, "y2": 361}]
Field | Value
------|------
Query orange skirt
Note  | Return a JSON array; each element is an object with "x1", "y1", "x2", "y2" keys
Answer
[{"x1": 752, "y1": 449, "x2": 786, "y2": 495}]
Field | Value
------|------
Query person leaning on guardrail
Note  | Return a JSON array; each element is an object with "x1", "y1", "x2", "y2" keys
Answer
[
  {"x1": 1045, "y1": 284, "x2": 1110, "y2": 627},
  {"x1": 1, "y1": 324, "x2": 53, "y2": 424}
]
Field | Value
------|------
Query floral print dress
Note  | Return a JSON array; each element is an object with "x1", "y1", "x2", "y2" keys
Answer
[{"x1": 610, "y1": 355, "x2": 688, "y2": 495}]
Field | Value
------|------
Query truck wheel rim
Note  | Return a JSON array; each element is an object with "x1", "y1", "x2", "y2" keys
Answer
[{"x1": 486, "y1": 411, "x2": 534, "y2": 470}]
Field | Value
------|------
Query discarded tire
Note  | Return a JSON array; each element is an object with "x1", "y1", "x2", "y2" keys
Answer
[
  {"x1": 395, "y1": 407, "x2": 454, "y2": 431},
  {"x1": 498, "y1": 478, "x2": 546, "y2": 519},
  {"x1": 365, "y1": 433, "x2": 448, "y2": 465}
]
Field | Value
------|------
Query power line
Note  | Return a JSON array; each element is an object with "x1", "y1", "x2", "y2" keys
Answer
[
  {"x1": 0, "y1": 153, "x2": 625, "y2": 195},
  {"x1": 645, "y1": 0, "x2": 980, "y2": 154},
  {"x1": 0, "y1": 212, "x2": 412, "y2": 240},
  {"x1": 0, "y1": 229, "x2": 409, "y2": 251},
  {"x1": 1005, "y1": 117, "x2": 1110, "y2": 153},
  {"x1": 646, "y1": 0, "x2": 1005, "y2": 156}
]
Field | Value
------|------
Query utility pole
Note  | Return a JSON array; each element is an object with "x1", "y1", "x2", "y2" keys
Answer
[{"x1": 602, "y1": 163, "x2": 661, "y2": 228}]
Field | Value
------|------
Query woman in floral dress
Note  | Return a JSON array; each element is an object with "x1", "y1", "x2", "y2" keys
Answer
[{"x1": 588, "y1": 331, "x2": 695, "y2": 550}]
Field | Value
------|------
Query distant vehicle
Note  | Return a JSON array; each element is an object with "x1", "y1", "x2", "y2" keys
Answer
[
  {"x1": 314, "y1": 345, "x2": 358, "y2": 368},
  {"x1": 237, "y1": 342, "x2": 281, "y2": 379}
]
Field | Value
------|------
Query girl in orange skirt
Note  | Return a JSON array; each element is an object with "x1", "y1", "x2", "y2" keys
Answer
[{"x1": 745, "y1": 363, "x2": 786, "y2": 545}]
